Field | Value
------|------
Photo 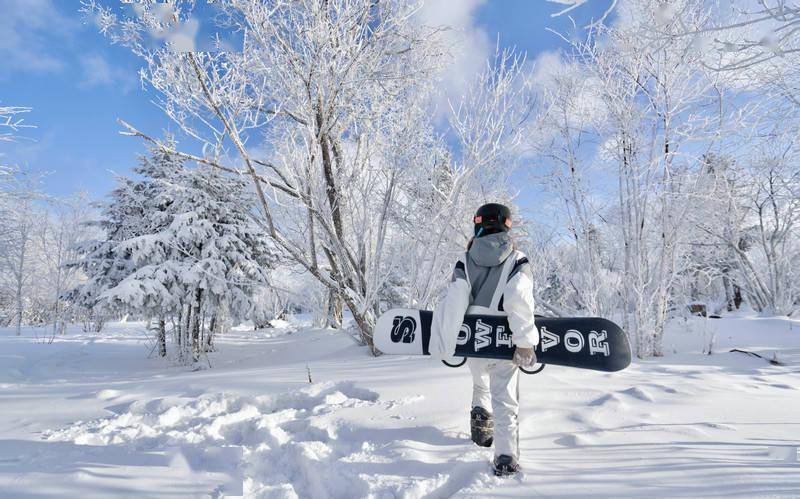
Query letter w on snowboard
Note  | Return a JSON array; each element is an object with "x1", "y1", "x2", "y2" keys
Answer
[
  {"x1": 474, "y1": 319, "x2": 493, "y2": 352},
  {"x1": 390, "y1": 316, "x2": 417, "y2": 344}
]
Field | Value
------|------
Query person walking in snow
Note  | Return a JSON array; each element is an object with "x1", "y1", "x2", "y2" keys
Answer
[{"x1": 430, "y1": 203, "x2": 541, "y2": 476}]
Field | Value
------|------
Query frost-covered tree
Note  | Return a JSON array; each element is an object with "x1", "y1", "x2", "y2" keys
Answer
[
  {"x1": 0, "y1": 105, "x2": 35, "y2": 331},
  {"x1": 693, "y1": 145, "x2": 800, "y2": 315},
  {"x1": 37, "y1": 194, "x2": 96, "y2": 337},
  {"x1": 80, "y1": 0, "x2": 441, "y2": 350},
  {"x1": 551, "y1": 0, "x2": 800, "y2": 68},
  {"x1": 70, "y1": 146, "x2": 277, "y2": 362},
  {"x1": 663, "y1": 0, "x2": 800, "y2": 73},
  {"x1": 0, "y1": 170, "x2": 46, "y2": 335},
  {"x1": 1, "y1": 196, "x2": 37, "y2": 335},
  {"x1": 529, "y1": 54, "x2": 617, "y2": 317},
  {"x1": 80, "y1": 0, "x2": 533, "y2": 353},
  {"x1": 679, "y1": 154, "x2": 742, "y2": 313},
  {"x1": 387, "y1": 47, "x2": 533, "y2": 312},
  {"x1": 533, "y1": 0, "x2": 735, "y2": 356}
]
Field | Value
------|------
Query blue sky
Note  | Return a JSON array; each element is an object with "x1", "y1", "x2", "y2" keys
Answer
[{"x1": 0, "y1": 0, "x2": 614, "y2": 199}]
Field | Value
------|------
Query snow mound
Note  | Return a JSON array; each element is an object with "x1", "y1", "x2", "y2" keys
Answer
[{"x1": 42, "y1": 380, "x2": 491, "y2": 498}]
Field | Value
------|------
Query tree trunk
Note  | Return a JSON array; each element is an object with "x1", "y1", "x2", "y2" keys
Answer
[
  {"x1": 206, "y1": 314, "x2": 217, "y2": 352},
  {"x1": 178, "y1": 301, "x2": 190, "y2": 362},
  {"x1": 733, "y1": 284, "x2": 743, "y2": 310},
  {"x1": 190, "y1": 288, "x2": 203, "y2": 362},
  {"x1": 722, "y1": 271, "x2": 735, "y2": 312},
  {"x1": 158, "y1": 317, "x2": 167, "y2": 357},
  {"x1": 13, "y1": 218, "x2": 29, "y2": 336},
  {"x1": 325, "y1": 289, "x2": 343, "y2": 329},
  {"x1": 15, "y1": 277, "x2": 23, "y2": 336}
]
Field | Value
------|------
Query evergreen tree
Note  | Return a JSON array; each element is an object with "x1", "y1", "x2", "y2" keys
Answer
[{"x1": 69, "y1": 145, "x2": 278, "y2": 363}]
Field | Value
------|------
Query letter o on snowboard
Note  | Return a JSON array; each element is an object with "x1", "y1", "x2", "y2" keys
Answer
[
  {"x1": 564, "y1": 329, "x2": 585, "y2": 353},
  {"x1": 457, "y1": 324, "x2": 472, "y2": 346}
]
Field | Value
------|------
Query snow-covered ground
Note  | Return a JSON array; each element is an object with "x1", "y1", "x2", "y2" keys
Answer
[{"x1": 1, "y1": 315, "x2": 799, "y2": 498}]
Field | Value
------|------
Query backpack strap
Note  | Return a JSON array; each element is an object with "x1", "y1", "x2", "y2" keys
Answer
[
  {"x1": 462, "y1": 251, "x2": 471, "y2": 285},
  {"x1": 489, "y1": 251, "x2": 518, "y2": 311},
  {"x1": 508, "y1": 255, "x2": 530, "y2": 281}
]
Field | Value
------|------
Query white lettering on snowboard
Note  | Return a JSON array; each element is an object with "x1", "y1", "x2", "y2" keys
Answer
[
  {"x1": 456, "y1": 321, "x2": 607, "y2": 357},
  {"x1": 457, "y1": 323, "x2": 471, "y2": 346},
  {"x1": 564, "y1": 330, "x2": 585, "y2": 353},
  {"x1": 496, "y1": 325, "x2": 513, "y2": 348},
  {"x1": 475, "y1": 319, "x2": 492, "y2": 351},
  {"x1": 588, "y1": 330, "x2": 610, "y2": 356},
  {"x1": 540, "y1": 327, "x2": 560, "y2": 352}
]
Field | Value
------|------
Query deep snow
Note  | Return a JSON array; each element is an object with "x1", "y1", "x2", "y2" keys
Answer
[{"x1": 1, "y1": 315, "x2": 799, "y2": 498}]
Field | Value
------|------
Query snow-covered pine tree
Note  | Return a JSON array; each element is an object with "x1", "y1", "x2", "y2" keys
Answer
[
  {"x1": 70, "y1": 145, "x2": 278, "y2": 363},
  {"x1": 65, "y1": 175, "x2": 149, "y2": 333}
]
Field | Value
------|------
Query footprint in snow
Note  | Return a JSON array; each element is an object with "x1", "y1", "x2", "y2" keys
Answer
[
  {"x1": 647, "y1": 382, "x2": 679, "y2": 394},
  {"x1": 588, "y1": 393, "x2": 626, "y2": 407},
  {"x1": 554, "y1": 433, "x2": 594, "y2": 447},
  {"x1": 44, "y1": 380, "x2": 461, "y2": 499},
  {"x1": 618, "y1": 386, "x2": 656, "y2": 402}
]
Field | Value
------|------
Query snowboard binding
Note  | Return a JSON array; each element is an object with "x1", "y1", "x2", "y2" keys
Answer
[
  {"x1": 470, "y1": 406, "x2": 494, "y2": 448},
  {"x1": 492, "y1": 454, "x2": 520, "y2": 477}
]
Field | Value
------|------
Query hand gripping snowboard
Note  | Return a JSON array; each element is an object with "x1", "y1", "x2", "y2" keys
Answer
[{"x1": 375, "y1": 309, "x2": 631, "y2": 372}]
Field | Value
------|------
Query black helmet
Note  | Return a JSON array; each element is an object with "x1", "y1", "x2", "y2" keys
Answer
[{"x1": 474, "y1": 203, "x2": 512, "y2": 237}]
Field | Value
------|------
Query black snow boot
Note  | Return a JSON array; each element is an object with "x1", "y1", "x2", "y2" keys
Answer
[
  {"x1": 493, "y1": 454, "x2": 520, "y2": 477},
  {"x1": 470, "y1": 406, "x2": 493, "y2": 448}
]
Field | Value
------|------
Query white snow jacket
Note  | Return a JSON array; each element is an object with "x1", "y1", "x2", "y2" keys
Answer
[{"x1": 429, "y1": 232, "x2": 540, "y2": 359}]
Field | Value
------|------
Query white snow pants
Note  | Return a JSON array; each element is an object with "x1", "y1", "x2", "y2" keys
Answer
[{"x1": 468, "y1": 357, "x2": 519, "y2": 459}]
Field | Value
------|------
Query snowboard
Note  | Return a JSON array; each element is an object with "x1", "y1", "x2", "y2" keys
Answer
[{"x1": 375, "y1": 308, "x2": 631, "y2": 372}]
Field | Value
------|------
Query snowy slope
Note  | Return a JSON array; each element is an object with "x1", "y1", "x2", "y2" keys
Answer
[{"x1": 1, "y1": 316, "x2": 799, "y2": 498}]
